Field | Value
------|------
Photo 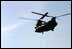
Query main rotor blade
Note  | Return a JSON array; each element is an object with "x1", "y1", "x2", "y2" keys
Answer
[
  {"x1": 46, "y1": 15, "x2": 53, "y2": 17},
  {"x1": 19, "y1": 17, "x2": 38, "y2": 21},
  {"x1": 55, "y1": 13, "x2": 71, "y2": 17},
  {"x1": 32, "y1": 12, "x2": 44, "y2": 15}
]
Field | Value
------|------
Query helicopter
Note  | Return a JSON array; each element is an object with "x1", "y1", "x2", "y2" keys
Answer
[{"x1": 19, "y1": 12, "x2": 71, "y2": 34}]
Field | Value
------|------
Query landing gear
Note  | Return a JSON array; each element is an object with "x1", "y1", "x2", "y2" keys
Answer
[
  {"x1": 52, "y1": 29, "x2": 54, "y2": 31},
  {"x1": 42, "y1": 32, "x2": 44, "y2": 34}
]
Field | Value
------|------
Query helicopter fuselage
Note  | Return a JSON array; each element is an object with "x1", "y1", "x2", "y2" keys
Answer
[{"x1": 35, "y1": 18, "x2": 57, "y2": 33}]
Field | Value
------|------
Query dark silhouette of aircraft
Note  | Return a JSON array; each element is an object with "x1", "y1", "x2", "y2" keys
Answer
[
  {"x1": 35, "y1": 17, "x2": 57, "y2": 34},
  {"x1": 19, "y1": 12, "x2": 71, "y2": 34}
]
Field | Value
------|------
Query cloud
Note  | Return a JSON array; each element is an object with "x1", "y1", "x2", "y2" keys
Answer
[
  {"x1": 1, "y1": 22, "x2": 22, "y2": 32},
  {"x1": 1, "y1": 20, "x2": 31, "y2": 33}
]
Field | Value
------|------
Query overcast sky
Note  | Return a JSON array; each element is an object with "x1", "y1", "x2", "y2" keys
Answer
[{"x1": 1, "y1": 1, "x2": 71, "y2": 48}]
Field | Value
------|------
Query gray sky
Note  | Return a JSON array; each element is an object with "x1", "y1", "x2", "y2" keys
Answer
[{"x1": 1, "y1": 1, "x2": 71, "y2": 48}]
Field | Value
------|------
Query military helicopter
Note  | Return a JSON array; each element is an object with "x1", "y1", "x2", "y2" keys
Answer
[{"x1": 19, "y1": 12, "x2": 71, "y2": 34}]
